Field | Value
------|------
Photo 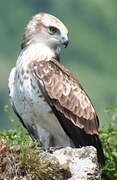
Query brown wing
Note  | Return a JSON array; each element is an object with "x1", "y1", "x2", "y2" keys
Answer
[
  {"x1": 32, "y1": 58, "x2": 99, "y2": 135},
  {"x1": 31, "y1": 58, "x2": 105, "y2": 166}
]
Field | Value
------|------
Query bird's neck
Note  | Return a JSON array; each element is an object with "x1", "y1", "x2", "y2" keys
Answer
[{"x1": 16, "y1": 42, "x2": 60, "y2": 67}]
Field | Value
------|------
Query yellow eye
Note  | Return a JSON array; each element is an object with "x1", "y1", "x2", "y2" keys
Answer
[{"x1": 49, "y1": 26, "x2": 57, "y2": 34}]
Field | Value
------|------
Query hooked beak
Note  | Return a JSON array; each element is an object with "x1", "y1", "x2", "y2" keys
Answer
[{"x1": 61, "y1": 36, "x2": 69, "y2": 48}]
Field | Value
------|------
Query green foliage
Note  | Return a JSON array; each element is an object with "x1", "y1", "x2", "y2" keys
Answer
[
  {"x1": 0, "y1": 127, "x2": 50, "y2": 179},
  {"x1": 100, "y1": 107, "x2": 117, "y2": 179},
  {"x1": 0, "y1": 127, "x2": 67, "y2": 180},
  {"x1": 100, "y1": 128, "x2": 117, "y2": 180},
  {"x1": 0, "y1": 125, "x2": 33, "y2": 147}
]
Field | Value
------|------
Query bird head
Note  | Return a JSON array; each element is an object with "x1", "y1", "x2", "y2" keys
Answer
[{"x1": 21, "y1": 13, "x2": 69, "y2": 50}]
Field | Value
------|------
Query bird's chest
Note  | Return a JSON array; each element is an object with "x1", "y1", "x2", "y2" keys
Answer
[
  {"x1": 9, "y1": 64, "x2": 71, "y2": 147},
  {"x1": 14, "y1": 68, "x2": 52, "y2": 123},
  {"x1": 13, "y1": 68, "x2": 69, "y2": 145}
]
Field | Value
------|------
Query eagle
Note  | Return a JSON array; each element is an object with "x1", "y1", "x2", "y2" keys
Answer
[{"x1": 8, "y1": 13, "x2": 105, "y2": 166}]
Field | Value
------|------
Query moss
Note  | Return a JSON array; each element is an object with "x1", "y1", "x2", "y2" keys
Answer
[{"x1": 0, "y1": 127, "x2": 69, "y2": 180}]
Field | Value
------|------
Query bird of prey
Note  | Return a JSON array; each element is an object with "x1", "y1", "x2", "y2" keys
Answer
[{"x1": 8, "y1": 13, "x2": 105, "y2": 166}]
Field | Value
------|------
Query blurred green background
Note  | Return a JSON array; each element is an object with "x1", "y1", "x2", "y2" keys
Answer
[{"x1": 0, "y1": 0, "x2": 117, "y2": 130}]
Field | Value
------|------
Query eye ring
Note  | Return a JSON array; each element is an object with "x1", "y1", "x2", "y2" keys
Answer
[{"x1": 49, "y1": 26, "x2": 58, "y2": 34}]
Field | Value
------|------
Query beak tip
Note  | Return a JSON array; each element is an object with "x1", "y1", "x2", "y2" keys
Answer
[
  {"x1": 61, "y1": 37, "x2": 69, "y2": 48},
  {"x1": 64, "y1": 40, "x2": 69, "y2": 48}
]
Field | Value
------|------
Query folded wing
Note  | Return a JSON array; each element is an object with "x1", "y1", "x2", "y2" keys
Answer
[{"x1": 32, "y1": 58, "x2": 105, "y2": 166}]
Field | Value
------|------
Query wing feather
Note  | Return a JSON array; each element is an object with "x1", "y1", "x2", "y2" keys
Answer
[{"x1": 32, "y1": 59, "x2": 99, "y2": 135}]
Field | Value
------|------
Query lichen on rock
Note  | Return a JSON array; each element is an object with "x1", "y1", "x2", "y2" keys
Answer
[{"x1": 41, "y1": 146, "x2": 100, "y2": 180}]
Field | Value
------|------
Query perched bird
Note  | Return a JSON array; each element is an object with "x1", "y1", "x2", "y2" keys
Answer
[{"x1": 8, "y1": 13, "x2": 105, "y2": 166}]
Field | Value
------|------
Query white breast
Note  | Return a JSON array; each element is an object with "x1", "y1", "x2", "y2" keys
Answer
[{"x1": 9, "y1": 65, "x2": 71, "y2": 148}]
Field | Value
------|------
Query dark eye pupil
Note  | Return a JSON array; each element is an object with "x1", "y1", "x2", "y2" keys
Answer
[{"x1": 49, "y1": 26, "x2": 57, "y2": 33}]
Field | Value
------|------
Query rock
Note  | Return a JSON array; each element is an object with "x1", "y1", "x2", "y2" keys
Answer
[{"x1": 41, "y1": 146, "x2": 100, "y2": 180}]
